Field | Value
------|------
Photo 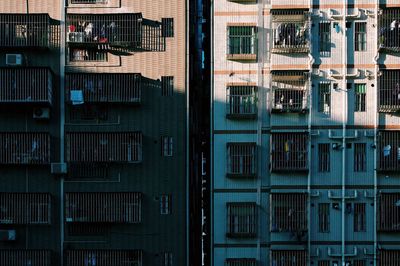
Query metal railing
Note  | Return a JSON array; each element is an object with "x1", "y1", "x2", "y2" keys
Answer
[
  {"x1": 378, "y1": 70, "x2": 400, "y2": 112},
  {"x1": 226, "y1": 202, "x2": 257, "y2": 238},
  {"x1": 378, "y1": 193, "x2": 400, "y2": 232},
  {"x1": 270, "y1": 193, "x2": 307, "y2": 232},
  {"x1": 270, "y1": 250, "x2": 307, "y2": 266},
  {"x1": 226, "y1": 86, "x2": 257, "y2": 118},
  {"x1": 0, "y1": 250, "x2": 52, "y2": 266},
  {"x1": 65, "y1": 250, "x2": 142, "y2": 266},
  {"x1": 271, "y1": 133, "x2": 309, "y2": 171},
  {"x1": 226, "y1": 143, "x2": 257, "y2": 178},
  {"x1": 378, "y1": 131, "x2": 400, "y2": 172},
  {"x1": 379, "y1": 8, "x2": 400, "y2": 52}
]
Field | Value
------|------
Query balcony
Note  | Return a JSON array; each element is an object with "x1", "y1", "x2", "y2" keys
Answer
[
  {"x1": 65, "y1": 192, "x2": 142, "y2": 223},
  {"x1": 0, "y1": 14, "x2": 50, "y2": 48},
  {"x1": 66, "y1": 73, "x2": 141, "y2": 104},
  {"x1": 65, "y1": 250, "x2": 142, "y2": 266},
  {"x1": 378, "y1": 131, "x2": 400, "y2": 172},
  {"x1": 66, "y1": 14, "x2": 165, "y2": 52},
  {"x1": 226, "y1": 25, "x2": 257, "y2": 61},
  {"x1": 271, "y1": 132, "x2": 308, "y2": 172},
  {"x1": 226, "y1": 85, "x2": 257, "y2": 119},
  {"x1": 226, "y1": 142, "x2": 257, "y2": 178},
  {"x1": 0, "y1": 132, "x2": 51, "y2": 165},
  {"x1": 271, "y1": 71, "x2": 309, "y2": 113},
  {"x1": 270, "y1": 250, "x2": 307, "y2": 265},
  {"x1": 270, "y1": 193, "x2": 307, "y2": 232},
  {"x1": 0, "y1": 250, "x2": 52, "y2": 266},
  {"x1": 66, "y1": 132, "x2": 142, "y2": 163},
  {"x1": 378, "y1": 8, "x2": 400, "y2": 53},
  {"x1": 271, "y1": 10, "x2": 309, "y2": 54},
  {"x1": 378, "y1": 193, "x2": 400, "y2": 232},
  {"x1": 0, "y1": 193, "x2": 51, "y2": 225},
  {"x1": 378, "y1": 70, "x2": 400, "y2": 112},
  {"x1": 226, "y1": 202, "x2": 257, "y2": 238},
  {"x1": 380, "y1": 250, "x2": 400, "y2": 265},
  {"x1": 226, "y1": 258, "x2": 257, "y2": 266},
  {"x1": 0, "y1": 67, "x2": 52, "y2": 105}
]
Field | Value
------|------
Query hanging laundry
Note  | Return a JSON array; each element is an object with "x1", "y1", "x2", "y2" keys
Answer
[
  {"x1": 84, "y1": 23, "x2": 93, "y2": 36},
  {"x1": 70, "y1": 90, "x2": 84, "y2": 105},
  {"x1": 397, "y1": 147, "x2": 400, "y2": 160},
  {"x1": 383, "y1": 145, "x2": 391, "y2": 157},
  {"x1": 395, "y1": 200, "x2": 400, "y2": 207},
  {"x1": 31, "y1": 140, "x2": 38, "y2": 152},
  {"x1": 391, "y1": 20, "x2": 397, "y2": 30}
]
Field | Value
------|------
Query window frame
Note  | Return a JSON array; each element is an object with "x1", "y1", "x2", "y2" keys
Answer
[
  {"x1": 227, "y1": 26, "x2": 257, "y2": 55},
  {"x1": 354, "y1": 83, "x2": 366, "y2": 112},
  {"x1": 161, "y1": 136, "x2": 173, "y2": 157},
  {"x1": 354, "y1": 143, "x2": 367, "y2": 172},
  {"x1": 318, "y1": 82, "x2": 331, "y2": 114},
  {"x1": 355, "y1": 22, "x2": 367, "y2": 52},
  {"x1": 319, "y1": 22, "x2": 331, "y2": 55},
  {"x1": 354, "y1": 203, "x2": 366, "y2": 232},
  {"x1": 318, "y1": 143, "x2": 331, "y2": 172},
  {"x1": 318, "y1": 203, "x2": 330, "y2": 233}
]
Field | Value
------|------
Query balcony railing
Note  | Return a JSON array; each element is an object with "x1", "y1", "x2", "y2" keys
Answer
[
  {"x1": 270, "y1": 193, "x2": 307, "y2": 232},
  {"x1": 65, "y1": 192, "x2": 141, "y2": 223},
  {"x1": 271, "y1": 132, "x2": 308, "y2": 172},
  {"x1": 66, "y1": 73, "x2": 141, "y2": 104},
  {"x1": 66, "y1": 132, "x2": 142, "y2": 163},
  {"x1": 378, "y1": 193, "x2": 400, "y2": 232},
  {"x1": 226, "y1": 202, "x2": 257, "y2": 238},
  {"x1": 271, "y1": 10, "x2": 309, "y2": 54},
  {"x1": 0, "y1": 14, "x2": 50, "y2": 48},
  {"x1": 0, "y1": 132, "x2": 51, "y2": 165},
  {"x1": 380, "y1": 250, "x2": 400, "y2": 265},
  {"x1": 0, "y1": 67, "x2": 52, "y2": 105},
  {"x1": 226, "y1": 86, "x2": 257, "y2": 119},
  {"x1": 271, "y1": 71, "x2": 309, "y2": 113},
  {"x1": 65, "y1": 250, "x2": 142, "y2": 266},
  {"x1": 0, "y1": 193, "x2": 51, "y2": 225},
  {"x1": 0, "y1": 250, "x2": 52, "y2": 266},
  {"x1": 227, "y1": 142, "x2": 257, "y2": 178},
  {"x1": 378, "y1": 8, "x2": 400, "y2": 53},
  {"x1": 378, "y1": 131, "x2": 400, "y2": 172},
  {"x1": 270, "y1": 250, "x2": 307, "y2": 266},
  {"x1": 378, "y1": 70, "x2": 400, "y2": 112},
  {"x1": 66, "y1": 14, "x2": 165, "y2": 51}
]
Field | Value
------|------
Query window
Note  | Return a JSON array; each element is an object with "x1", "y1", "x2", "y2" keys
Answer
[
  {"x1": 271, "y1": 194, "x2": 307, "y2": 232},
  {"x1": 69, "y1": 48, "x2": 107, "y2": 62},
  {"x1": 160, "y1": 195, "x2": 171, "y2": 215},
  {"x1": 271, "y1": 133, "x2": 308, "y2": 171},
  {"x1": 161, "y1": 136, "x2": 173, "y2": 157},
  {"x1": 354, "y1": 143, "x2": 366, "y2": 172},
  {"x1": 318, "y1": 203, "x2": 330, "y2": 233},
  {"x1": 227, "y1": 26, "x2": 257, "y2": 55},
  {"x1": 161, "y1": 76, "x2": 174, "y2": 96},
  {"x1": 318, "y1": 83, "x2": 331, "y2": 114},
  {"x1": 354, "y1": 84, "x2": 366, "y2": 112},
  {"x1": 162, "y1": 252, "x2": 173, "y2": 266},
  {"x1": 351, "y1": 260, "x2": 366, "y2": 266},
  {"x1": 355, "y1": 22, "x2": 367, "y2": 51},
  {"x1": 318, "y1": 261, "x2": 330, "y2": 266},
  {"x1": 227, "y1": 143, "x2": 256, "y2": 177},
  {"x1": 226, "y1": 86, "x2": 257, "y2": 117},
  {"x1": 226, "y1": 258, "x2": 257, "y2": 266},
  {"x1": 226, "y1": 202, "x2": 257, "y2": 237},
  {"x1": 319, "y1": 22, "x2": 331, "y2": 55},
  {"x1": 162, "y1": 18, "x2": 174, "y2": 37},
  {"x1": 318, "y1": 144, "x2": 330, "y2": 172},
  {"x1": 354, "y1": 203, "x2": 366, "y2": 232}
]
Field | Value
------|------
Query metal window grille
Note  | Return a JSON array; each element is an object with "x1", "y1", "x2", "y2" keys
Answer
[
  {"x1": 270, "y1": 193, "x2": 307, "y2": 232},
  {"x1": 0, "y1": 132, "x2": 50, "y2": 165},
  {"x1": 319, "y1": 22, "x2": 331, "y2": 56},
  {"x1": 162, "y1": 18, "x2": 174, "y2": 37},
  {"x1": 227, "y1": 142, "x2": 257, "y2": 178},
  {"x1": 0, "y1": 68, "x2": 52, "y2": 104},
  {"x1": 0, "y1": 250, "x2": 52, "y2": 266},
  {"x1": 65, "y1": 192, "x2": 141, "y2": 223},
  {"x1": 65, "y1": 250, "x2": 142, "y2": 266},
  {"x1": 378, "y1": 193, "x2": 400, "y2": 232},
  {"x1": 355, "y1": 22, "x2": 367, "y2": 51},
  {"x1": 380, "y1": 250, "x2": 400, "y2": 265},
  {"x1": 162, "y1": 252, "x2": 173, "y2": 266},
  {"x1": 352, "y1": 261, "x2": 366, "y2": 266},
  {"x1": 355, "y1": 84, "x2": 366, "y2": 112},
  {"x1": 70, "y1": 0, "x2": 108, "y2": 3},
  {"x1": 162, "y1": 136, "x2": 173, "y2": 157},
  {"x1": 271, "y1": 71, "x2": 308, "y2": 112},
  {"x1": 318, "y1": 203, "x2": 330, "y2": 233},
  {"x1": 378, "y1": 70, "x2": 400, "y2": 112},
  {"x1": 66, "y1": 73, "x2": 141, "y2": 104},
  {"x1": 318, "y1": 143, "x2": 330, "y2": 172},
  {"x1": 226, "y1": 86, "x2": 257, "y2": 117},
  {"x1": 226, "y1": 258, "x2": 257, "y2": 266},
  {"x1": 161, "y1": 76, "x2": 174, "y2": 96},
  {"x1": 68, "y1": 163, "x2": 109, "y2": 179},
  {"x1": 378, "y1": 8, "x2": 400, "y2": 52},
  {"x1": 227, "y1": 26, "x2": 257, "y2": 55},
  {"x1": 271, "y1": 133, "x2": 308, "y2": 171},
  {"x1": 378, "y1": 131, "x2": 400, "y2": 172},
  {"x1": 69, "y1": 48, "x2": 107, "y2": 62},
  {"x1": 160, "y1": 194, "x2": 171, "y2": 215},
  {"x1": 354, "y1": 203, "x2": 366, "y2": 232},
  {"x1": 270, "y1": 250, "x2": 307, "y2": 266},
  {"x1": 0, "y1": 193, "x2": 51, "y2": 225},
  {"x1": 318, "y1": 261, "x2": 330, "y2": 266},
  {"x1": 0, "y1": 14, "x2": 50, "y2": 47},
  {"x1": 318, "y1": 83, "x2": 331, "y2": 114},
  {"x1": 354, "y1": 143, "x2": 366, "y2": 172},
  {"x1": 226, "y1": 202, "x2": 257, "y2": 238},
  {"x1": 66, "y1": 132, "x2": 142, "y2": 163}
]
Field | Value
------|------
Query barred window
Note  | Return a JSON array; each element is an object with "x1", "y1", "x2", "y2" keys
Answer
[
  {"x1": 227, "y1": 26, "x2": 257, "y2": 55},
  {"x1": 379, "y1": 9, "x2": 400, "y2": 50},
  {"x1": 318, "y1": 261, "x2": 330, "y2": 266},
  {"x1": 161, "y1": 76, "x2": 174, "y2": 96},
  {"x1": 319, "y1": 22, "x2": 331, "y2": 55},
  {"x1": 227, "y1": 143, "x2": 256, "y2": 178},
  {"x1": 271, "y1": 193, "x2": 307, "y2": 232},
  {"x1": 354, "y1": 143, "x2": 366, "y2": 172},
  {"x1": 226, "y1": 202, "x2": 257, "y2": 238},
  {"x1": 226, "y1": 86, "x2": 257, "y2": 117},
  {"x1": 162, "y1": 136, "x2": 173, "y2": 157},
  {"x1": 355, "y1": 22, "x2": 367, "y2": 51},
  {"x1": 225, "y1": 258, "x2": 257, "y2": 266},
  {"x1": 318, "y1": 203, "x2": 330, "y2": 233},
  {"x1": 162, "y1": 252, "x2": 173, "y2": 266},
  {"x1": 162, "y1": 18, "x2": 174, "y2": 38},
  {"x1": 318, "y1": 83, "x2": 331, "y2": 114},
  {"x1": 271, "y1": 133, "x2": 308, "y2": 171},
  {"x1": 69, "y1": 48, "x2": 107, "y2": 62},
  {"x1": 355, "y1": 84, "x2": 366, "y2": 112},
  {"x1": 318, "y1": 143, "x2": 330, "y2": 172},
  {"x1": 160, "y1": 194, "x2": 171, "y2": 215},
  {"x1": 354, "y1": 203, "x2": 366, "y2": 232},
  {"x1": 351, "y1": 260, "x2": 366, "y2": 266},
  {"x1": 271, "y1": 250, "x2": 307, "y2": 266}
]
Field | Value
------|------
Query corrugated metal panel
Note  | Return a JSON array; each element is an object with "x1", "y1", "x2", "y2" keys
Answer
[
  {"x1": 270, "y1": 250, "x2": 307, "y2": 266},
  {"x1": 0, "y1": 193, "x2": 51, "y2": 225},
  {"x1": 0, "y1": 249, "x2": 52, "y2": 266},
  {"x1": 65, "y1": 249, "x2": 142, "y2": 266},
  {"x1": 270, "y1": 193, "x2": 307, "y2": 232},
  {"x1": 378, "y1": 193, "x2": 400, "y2": 232},
  {"x1": 0, "y1": 132, "x2": 50, "y2": 165},
  {"x1": 271, "y1": 133, "x2": 308, "y2": 172},
  {"x1": 65, "y1": 192, "x2": 141, "y2": 223}
]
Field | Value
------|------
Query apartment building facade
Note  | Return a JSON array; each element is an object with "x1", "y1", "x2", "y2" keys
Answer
[
  {"x1": 0, "y1": 0, "x2": 187, "y2": 265},
  {"x1": 211, "y1": 0, "x2": 400, "y2": 265}
]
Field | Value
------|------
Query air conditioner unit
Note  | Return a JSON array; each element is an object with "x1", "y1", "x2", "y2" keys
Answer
[
  {"x1": 51, "y1": 162, "x2": 68, "y2": 175},
  {"x1": 6, "y1": 54, "x2": 23, "y2": 66},
  {"x1": 0, "y1": 230, "x2": 16, "y2": 241},
  {"x1": 33, "y1": 107, "x2": 50, "y2": 120}
]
